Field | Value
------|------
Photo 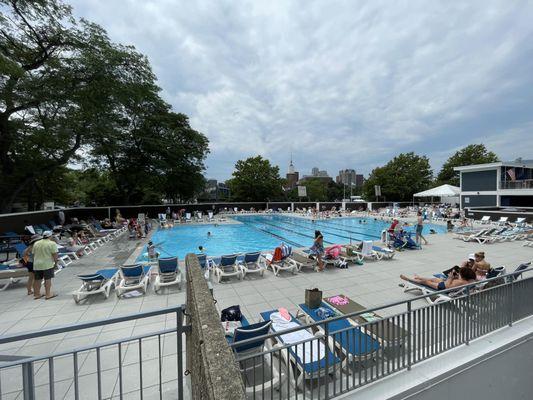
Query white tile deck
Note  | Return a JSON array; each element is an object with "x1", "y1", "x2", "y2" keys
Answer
[{"x1": 0, "y1": 218, "x2": 532, "y2": 399}]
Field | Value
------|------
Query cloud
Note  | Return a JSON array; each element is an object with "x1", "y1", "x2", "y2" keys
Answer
[{"x1": 70, "y1": 0, "x2": 533, "y2": 180}]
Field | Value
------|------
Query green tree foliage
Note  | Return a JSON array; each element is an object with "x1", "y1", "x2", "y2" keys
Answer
[
  {"x1": 227, "y1": 156, "x2": 283, "y2": 202},
  {"x1": 0, "y1": 0, "x2": 208, "y2": 211},
  {"x1": 363, "y1": 152, "x2": 433, "y2": 201},
  {"x1": 436, "y1": 144, "x2": 499, "y2": 186}
]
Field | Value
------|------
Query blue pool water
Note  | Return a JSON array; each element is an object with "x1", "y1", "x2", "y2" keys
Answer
[{"x1": 140, "y1": 215, "x2": 446, "y2": 260}]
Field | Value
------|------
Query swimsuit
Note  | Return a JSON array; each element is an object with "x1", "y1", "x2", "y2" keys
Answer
[{"x1": 437, "y1": 281, "x2": 446, "y2": 290}]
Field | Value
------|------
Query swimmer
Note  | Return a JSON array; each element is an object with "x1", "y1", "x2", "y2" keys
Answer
[
  {"x1": 198, "y1": 245, "x2": 205, "y2": 253},
  {"x1": 207, "y1": 231, "x2": 212, "y2": 237}
]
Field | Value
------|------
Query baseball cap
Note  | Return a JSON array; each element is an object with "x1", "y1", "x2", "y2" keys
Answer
[
  {"x1": 468, "y1": 254, "x2": 475, "y2": 261},
  {"x1": 42, "y1": 230, "x2": 53, "y2": 238}
]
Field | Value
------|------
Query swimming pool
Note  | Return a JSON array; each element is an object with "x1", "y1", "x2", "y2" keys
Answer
[{"x1": 139, "y1": 215, "x2": 446, "y2": 260}]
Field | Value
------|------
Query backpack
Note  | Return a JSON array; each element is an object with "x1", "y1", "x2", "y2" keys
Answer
[{"x1": 221, "y1": 305, "x2": 242, "y2": 322}]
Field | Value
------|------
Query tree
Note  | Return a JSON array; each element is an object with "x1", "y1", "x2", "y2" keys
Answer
[
  {"x1": 437, "y1": 144, "x2": 499, "y2": 186},
  {"x1": 363, "y1": 152, "x2": 433, "y2": 201},
  {"x1": 227, "y1": 156, "x2": 283, "y2": 202},
  {"x1": 0, "y1": 0, "x2": 209, "y2": 211}
]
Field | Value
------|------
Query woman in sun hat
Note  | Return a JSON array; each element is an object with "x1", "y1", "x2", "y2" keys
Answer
[{"x1": 21, "y1": 234, "x2": 41, "y2": 295}]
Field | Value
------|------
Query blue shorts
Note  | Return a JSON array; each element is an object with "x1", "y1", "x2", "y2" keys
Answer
[
  {"x1": 437, "y1": 281, "x2": 446, "y2": 290},
  {"x1": 416, "y1": 225, "x2": 423, "y2": 234}
]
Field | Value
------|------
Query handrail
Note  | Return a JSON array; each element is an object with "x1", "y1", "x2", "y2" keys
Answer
[
  {"x1": 0, "y1": 305, "x2": 185, "y2": 345},
  {"x1": 230, "y1": 266, "x2": 533, "y2": 348}
]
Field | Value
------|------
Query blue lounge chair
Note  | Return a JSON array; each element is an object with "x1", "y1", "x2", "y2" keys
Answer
[
  {"x1": 372, "y1": 245, "x2": 395, "y2": 259},
  {"x1": 72, "y1": 268, "x2": 119, "y2": 303},
  {"x1": 228, "y1": 319, "x2": 283, "y2": 394},
  {"x1": 213, "y1": 254, "x2": 242, "y2": 283},
  {"x1": 298, "y1": 302, "x2": 380, "y2": 363},
  {"x1": 260, "y1": 309, "x2": 342, "y2": 390},
  {"x1": 154, "y1": 257, "x2": 181, "y2": 292},
  {"x1": 116, "y1": 264, "x2": 152, "y2": 297},
  {"x1": 239, "y1": 252, "x2": 265, "y2": 278}
]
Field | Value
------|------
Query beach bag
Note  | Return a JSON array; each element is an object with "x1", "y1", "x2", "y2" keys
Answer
[
  {"x1": 221, "y1": 305, "x2": 242, "y2": 322},
  {"x1": 305, "y1": 288, "x2": 322, "y2": 309}
]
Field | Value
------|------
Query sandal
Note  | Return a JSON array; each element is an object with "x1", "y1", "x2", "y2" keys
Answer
[
  {"x1": 34, "y1": 295, "x2": 44, "y2": 300},
  {"x1": 45, "y1": 294, "x2": 58, "y2": 300}
]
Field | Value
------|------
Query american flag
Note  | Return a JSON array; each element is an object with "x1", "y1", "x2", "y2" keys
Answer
[{"x1": 507, "y1": 168, "x2": 516, "y2": 181}]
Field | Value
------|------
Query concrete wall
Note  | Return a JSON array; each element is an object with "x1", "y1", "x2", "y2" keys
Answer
[
  {"x1": 461, "y1": 170, "x2": 497, "y2": 191},
  {"x1": 461, "y1": 195, "x2": 497, "y2": 209},
  {"x1": 185, "y1": 254, "x2": 246, "y2": 400},
  {"x1": 391, "y1": 334, "x2": 533, "y2": 400}
]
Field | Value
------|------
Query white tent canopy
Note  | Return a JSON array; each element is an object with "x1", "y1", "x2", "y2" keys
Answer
[{"x1": 413, "y1": 184, "x2": 460, "y2": 198}]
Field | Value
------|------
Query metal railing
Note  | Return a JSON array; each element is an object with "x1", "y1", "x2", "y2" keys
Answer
[
  {"x1": 0, "y1": 305, "x2": 190, "y2": 400},
  {"x1": 228, "y1": 268, "x2": 533, "y2": 399},
  {"x1": 500, "y1": 179, "x2": 533, "y2": 189}
]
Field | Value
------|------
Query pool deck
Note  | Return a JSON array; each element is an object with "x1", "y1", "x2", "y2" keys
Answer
[{"x1": 0, "y1": 214, "x2": 532, "y2": 399}]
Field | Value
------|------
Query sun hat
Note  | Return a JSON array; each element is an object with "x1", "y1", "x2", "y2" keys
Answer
[
  {"x1": 29, "y1": 234, "x2": 42, "y2": 244},
  {"x1": 42, "y1": 230, "x2": 53, "y2": 238}
]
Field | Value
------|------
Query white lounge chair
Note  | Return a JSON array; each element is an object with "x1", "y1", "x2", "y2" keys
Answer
[
  {"x1": 208, "y1": 211, "x2": 214, "y2": 222},
  {"x1": 213, "y1": 254, "x2": 243, "y2": 283},
  {"x1": 0, "y1": 265, "x2": 29, "y2": 291},
  {"x1": 154, "y1": 257, "x2": 181, "y2": 292},
  {"x1": 480, "y1": 216, "x2": 491, "y2": 224},
  {"x1": 72, "y1": 268, "x2": 119, "y2": 303},
  {"x1": 496, "y1": 217, "x2": 508, "y2": 226},
  {"x1": 116, "y1": 264, "x2": 152, "y2": 297},
  {"x1": 264, "y1": 246, "x2": 297, "y2": 276},
  {"x1": 400, "y1": 279, "x2": 468, "y2": 305},
  {"x1": 348, "y1": 240, "x2": 382, "y2": 261},
  {"x1": 239, "y1": 252, "x2": 265, "y2": 278},
  {"x1": 185, "y1": 213, "x2": 192, "y2": 223}
]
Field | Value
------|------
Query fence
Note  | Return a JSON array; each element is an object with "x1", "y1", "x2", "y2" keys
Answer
[
  {"x1": 228, "y1": 268, "x2": 533, "y2": 399},
  {"x1": 0, "y1": 306, "x2": 189, "y2": 400}
]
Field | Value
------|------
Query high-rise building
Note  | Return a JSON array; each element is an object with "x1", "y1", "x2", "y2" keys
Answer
[
  {"x1": 285, "y1": 156, "x2": 299, "y2": 190},
  {"x1": 336, "y1": 169, "x2": 357, "y2": 185},
  {"x1": 311, "y1": 167, "x2": 319, "y2": 176},
  {"x1": 355, "y1": 174, "x2": 365, "y2": 187}
]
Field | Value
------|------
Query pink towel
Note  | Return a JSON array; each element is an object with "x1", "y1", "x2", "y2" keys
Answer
[{"x1": 278, "y1": 307, "x2": 291, "y2": 321}]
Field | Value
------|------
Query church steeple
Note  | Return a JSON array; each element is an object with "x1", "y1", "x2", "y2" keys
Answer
[{"x1": 288, "y1": 153, "x2": 295, "y2": 174}]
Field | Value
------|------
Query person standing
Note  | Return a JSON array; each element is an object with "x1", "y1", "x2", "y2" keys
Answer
[
  {"x1": 310, "y1": 230, "x2": 325, "y2": 272},
  {"x1": 22, "y1": 234, "x2": 41, "y2": 295},
  {"x1": 416, "y1": 211, "x2": 429, "y2": 246},
  {"x1": 32, "y1": 231, "x2": 58, "y2": 299}
]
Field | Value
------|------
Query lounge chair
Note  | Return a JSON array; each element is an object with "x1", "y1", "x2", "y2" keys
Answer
[
  {"x1": 496, "y1": 217, "x2": 508, "y2": 226},
  {"x1": 479, "y1": 216, "x2": 491, "y2": 224},
  {"x1": 0, "y1": 265, "x2": 29, "y2": 291},
  {"x1": 400, "y1": 278, "x2": 469, "y2": 305},
  {"x1": 116, "y1": 264, "x2": 152, "y2": 297},
  {"x1": 514, "y1": 217, "x2": 526, "y2": 226},
  {"x1": 347, "y1": 241, "x2": 382, "y2": 261},
  {"x1": 208, "y1": 211, "x2": 214, "y2": 222},
  {"x1": 372, "y1": 245, "x2": 395, "y2": 259},
  {"x1": 260, "y1": 309, "x2": 342, "y2": 391},
  {"x1": 506, "y1": 262, "x2": 531, "y2": 283},
  {"x1": 185, "y1": 213, "x2": 192, "y2": 223},
  {"x1": 72, "y1": 268, "x2": 119, "y2": 303},
  {"x1": 154, "y1": 257, "x2": 181, "y2": 292},
  {"x1": 289, "y1": 250, "x2": 318, "y2": 272},
  {"x1": 264, "y1": 245, "x2": 297, "y2": 276},
  {"x1": 197, "y1": 212, "x2": 204, "y2": 222},
  {"x1": 298, "y1": 302, "x2": 379, "y2": 364},
  {"x1": 213, "y1": 254, "x2": 243, "y2": 283},
  {"x1": 459, "y1": 228, "x2": 493, "y2": 243},
  {"x1": 228, "y1": 319, "x2": 283, "y2": 394},
  {"x1": 239, "y1": 252, "x2": 266, "y2": 278}
]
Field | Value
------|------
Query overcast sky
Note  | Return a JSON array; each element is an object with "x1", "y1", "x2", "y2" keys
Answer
[{"x1": 70, "y1": 0, "x2": 533, "y2": 181}]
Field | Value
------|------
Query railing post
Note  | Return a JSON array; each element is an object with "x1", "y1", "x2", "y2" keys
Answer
[
  {"x1": 177, "y1": 308, "x2": 184, "y2": 400},
  {"x1": 324, "y1": 320, "x2": 330, "y2": 400},
  {"x1": 407, "y1": 301, "x2": 412, "y2": 370},
  {"x1": 22, "y1": 361, "x2": 35, "y2": 400},
  {"x1": 465, "y1": 286, "x2": 470, "y2": 345},
  {"x1": 509, "y1": 281, "x2": 514, "y2": 327}
]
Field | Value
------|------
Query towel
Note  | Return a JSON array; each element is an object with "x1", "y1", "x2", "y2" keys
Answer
[{"x1": 270, "y1": 312, "x2": 325, "y2": 363}]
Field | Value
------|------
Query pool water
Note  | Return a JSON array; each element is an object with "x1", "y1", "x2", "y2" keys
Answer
[{"x1": 140, "y1": 215, "x2": 446, "y2": 260}]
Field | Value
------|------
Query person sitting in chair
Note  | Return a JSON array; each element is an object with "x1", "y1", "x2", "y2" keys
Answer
[{"x1": 400, "y1": 266, "x2": 476, "y2": 291}]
